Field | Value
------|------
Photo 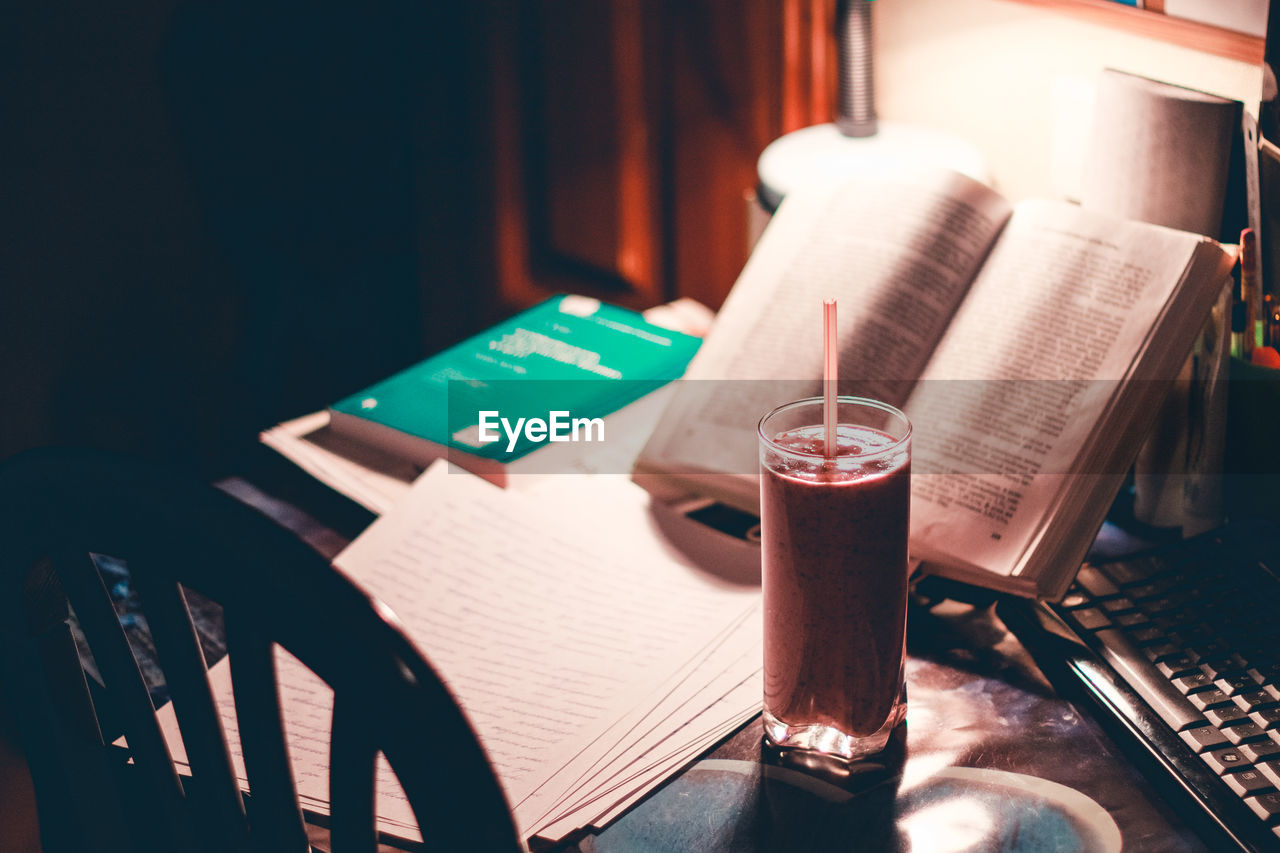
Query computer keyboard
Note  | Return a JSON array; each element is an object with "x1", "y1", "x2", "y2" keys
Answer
[{"x1": 1000, "y1": 522, "x2": 1280, "y2": 852}]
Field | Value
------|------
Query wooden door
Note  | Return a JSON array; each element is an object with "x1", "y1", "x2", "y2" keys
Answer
[{"x1": 477, "y1": 0, "x2": 836, "y2": 316}]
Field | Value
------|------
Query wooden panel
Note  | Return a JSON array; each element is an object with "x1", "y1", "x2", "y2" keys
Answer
[
  {"x1": 534, "y1": 0, "x2": 659, "y2": 295},
  {"x1": 664, "y1": 0, "x2": 835, "y2": 310},
  {"x1": 485, "y1": 0, "x2": 835, "y2": 313},
  {"x1": 488, "y1": 0, "x2": 663, "y2": 311},
  {"x1": 783, "y1": 0, "x2": 838, "y2": 132},
  {"x1": 1003, "y1": 0, "x2": 1265, "y2": 63}
]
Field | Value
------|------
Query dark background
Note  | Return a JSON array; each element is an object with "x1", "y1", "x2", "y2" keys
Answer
[
  {"x1": 3, "y1": 0, "x2": 813, "y2": 479},
  {"x1": 3, "y1": 1, "x2": 494, "y2": 477},
  {"x1": 10, "y1": 1, "x2": 1259, "y2": 482}
]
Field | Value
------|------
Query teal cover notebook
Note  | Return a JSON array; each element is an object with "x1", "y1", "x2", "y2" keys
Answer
[{"x1": 328, "y1": 295, "x2": 701, "y2": 476}]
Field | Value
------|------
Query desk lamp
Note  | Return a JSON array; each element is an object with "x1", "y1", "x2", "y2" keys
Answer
[{"x1": 757, "y1": 0, "x2": 990, "y2": 211}]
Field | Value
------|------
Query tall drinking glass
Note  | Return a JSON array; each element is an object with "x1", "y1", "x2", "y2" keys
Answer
[{"x1": 758, "y1": 396, "x2": 912, "y2": 760}]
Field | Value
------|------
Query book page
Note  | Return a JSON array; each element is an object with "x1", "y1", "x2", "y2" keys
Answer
[
  {"x1": 906, "y1": 200, "x2": 1215, "y2": 578},
  {"x1": 636, "y1": 167, "x2": 1012, "y2": 505}
]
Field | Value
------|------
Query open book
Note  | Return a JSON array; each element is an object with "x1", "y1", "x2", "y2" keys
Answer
[{"x1": 634, "y1": 166, "x2": 1234, "y2": 600}]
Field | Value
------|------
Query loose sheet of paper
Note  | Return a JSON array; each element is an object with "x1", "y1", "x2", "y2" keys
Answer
[
  {"x1": 160, "y1": 462, "x2": 762, "y2": 842},
  {"x1": 498, "y1": 473, "x2": 764, "y2": 837}
]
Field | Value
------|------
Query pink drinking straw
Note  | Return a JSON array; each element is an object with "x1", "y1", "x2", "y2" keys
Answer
[{"x1": 823, "y1": 298, "x2": 837, "y2": 458}]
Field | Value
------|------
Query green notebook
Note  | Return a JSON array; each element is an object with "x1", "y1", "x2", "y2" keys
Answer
[{"x1": 328, "y1": 295, "x2": 701, "y2": 482}]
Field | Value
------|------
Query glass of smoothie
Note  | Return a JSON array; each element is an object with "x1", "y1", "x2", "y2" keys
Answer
[{"x1": 757, "y1": 396, "x2": 911, "y2": 760}]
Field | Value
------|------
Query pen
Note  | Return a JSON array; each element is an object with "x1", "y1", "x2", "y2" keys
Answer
[
  {"x1": 1232, "y1": 238, "x2": 1248, "y2": 360},
  {"x1": 1241, "y1": 228, "x2": 1260, "y2": 356}
]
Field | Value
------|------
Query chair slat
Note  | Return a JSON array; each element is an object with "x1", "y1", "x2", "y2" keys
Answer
[
  {"x1": 11, "y1": 622, "x2": 137, "y2": 852},
  {"x1": 225, "y1": 612, "x2": 310, "y2": 853},
  {"x1": 52, "y1": 548, "x2": 192, "y2": 848},
  {"x1": 131, "y1": 571, "x2": 249, "y2": 851},
  {"x1": 329, "y1": 693, "x2": 378, "y2": 853}
]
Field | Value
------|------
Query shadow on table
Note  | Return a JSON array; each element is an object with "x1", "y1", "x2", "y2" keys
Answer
[{"x1": 584, "y1": 730, "x2": 906, "y2": 853}]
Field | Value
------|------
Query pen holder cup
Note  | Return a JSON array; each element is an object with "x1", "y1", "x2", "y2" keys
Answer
[{"x1": 1225, "y1": 356, "x2": 1280, "y2": 524}]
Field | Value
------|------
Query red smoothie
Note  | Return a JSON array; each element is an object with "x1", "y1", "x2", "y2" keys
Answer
[{"x1": 760, "y1": 423, "x2": 911, "y2": 744}]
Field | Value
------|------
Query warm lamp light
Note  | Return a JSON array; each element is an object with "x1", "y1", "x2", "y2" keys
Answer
[{"x1": 757, "y1": 0, "x2": 991, "y2": 211}]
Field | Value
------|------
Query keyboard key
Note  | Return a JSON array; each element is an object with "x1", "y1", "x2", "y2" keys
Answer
[
  {"x1": 1205, "y1": 706, "x2": 1249, "y2": 727},
  {"x1": 1173, "y1": 581, "x2": 1211, "y2": 603},
  {"x1": 1225, "y1": 723, "x2": 1270, "y2": 745},
  {"x1": 1152, "y1": 611, "x2": 1199, "y2": 632},
  {"x1": 1200, "y1": 660, "x2": 1246, "y2": 681},
  {"x1": 1234, "y1": 690, "x2": 1280, "y2": 712},
  {"x1": 1126, "y1": 626, "x2": 1166, "y2": 645},
  {"x1": 1190, "y1": 689, "x2": 1235, "y2": 711},
  {"x1": 1202, "y1": 747, "x2": 1249, "y2": 775},
  {"x1": 1249, "y1": 648, "x2": 1280, "y2": 666},
  {"x1": 1174, "y1": 673, "x2": 1216, "y2": 694},
  {"x1": 1156, "y1": 657, "x2": 1199, "y2": 680},
  {"x1": 1071, "y1": 608, "x2": 1111, "y2": 631},
  {"x1": 1218, "y1": 673, "x2": 1266, "y2": 696},
  {"x1": 1226, "y1": 768, "x2": 1275, "y2": 797},
  {"x1": 1181, "y1": 725, "x2": 1231, "y2": 753},
  {"x1": 1250, "y1": 664, "x2": 1280, "y2": 685},
  {"x1": 1113, "y1": 612, "x2": 1149, "y2": 628},
  {"x1": 1100, "y1": 558, "x2": 1157, "y2": 587},
  {"x1": 1193, "y1": 600, "x2": 1229, "y2": 623},
  {"x1": 1244, "y1": 791, "x2": 1280, "y2": 823},
  {"x1": 1143, "y1": 643, "x2": 1181, "y2": 663},
  {"x1": 1258, "y1": 760, "x2": 1280, "y2": 788},
  {"x1": 1185, "y1": 639, "x2": 1231, "y2": 662},
  {"x1": 1126, "y1": 581, "x2": 1169, "y2": 601},
  {"x1": 1226, "y1": 653, "x2": 1253, "y2": 672},
  {"x1": 1251, "y1": 708, "x2": 1280, "y2": 730},
  {"x1": 1101, "y1": 597, "x2": 1136, "y2": 614},
  {"x1": 1240, "y1": 741, "x2": 1280, "y2": 763},
  {"x1": 1141, "y1": 593, "x2": 1187, "y2": 614},
  {"x1": 1076, "y1": 565, "x2": 1121, "y2": 598}
]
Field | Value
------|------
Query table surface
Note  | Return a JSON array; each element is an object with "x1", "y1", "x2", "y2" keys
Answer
[{"x1": 219, "y1": 444, "x2": 1213, "y2": 853}]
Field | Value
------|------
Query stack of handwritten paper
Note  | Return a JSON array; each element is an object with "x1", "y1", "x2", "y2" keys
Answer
[{"x1": 160, "y1": 463, "x2": 762, "y2": 844}]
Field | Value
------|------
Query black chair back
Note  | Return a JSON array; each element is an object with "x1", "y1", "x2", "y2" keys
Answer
[{"x1": 0, "y1": 447, "x2": 521, "y2": 853}]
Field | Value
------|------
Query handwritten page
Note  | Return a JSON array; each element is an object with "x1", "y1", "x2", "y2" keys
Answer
[
  {"x1": 153, "y1": 650, "x2": 421, "y2": 838},
  {"x1": 528, "y1": 607, "x2": 763, "y2": 837},
  {"x1": 160, "y1": 463, "x2": 761, "y2": 842},
  {"x1": 497, "y1": 473, "x2": 764, "y2": 837},
  {"x1": 335, "y1": 464, "x2": 756, "y2": 811}
]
